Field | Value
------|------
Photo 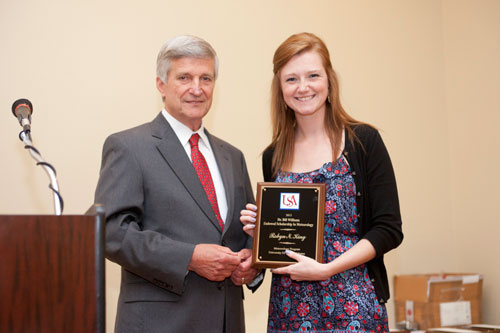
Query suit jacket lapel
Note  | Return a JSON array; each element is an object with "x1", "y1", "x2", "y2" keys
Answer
[
  {"x1": 151, "y1": 114, "x2": 223, "y2": 232},
  {"x1": 206, "y1": 130, "x2": 234, "y2": 235}
]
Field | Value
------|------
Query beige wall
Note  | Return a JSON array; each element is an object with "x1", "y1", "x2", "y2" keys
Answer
[
  {"x1": 1, "y1": 0, "x2": 498, "y2": 330},
  {"x1": 442, "y1": 0, "x2": 500, "y2": 323}
]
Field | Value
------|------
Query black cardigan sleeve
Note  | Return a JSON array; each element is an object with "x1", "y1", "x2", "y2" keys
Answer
[{"x1": 354, "y1": 126, "x2": 403, "y2": 257}]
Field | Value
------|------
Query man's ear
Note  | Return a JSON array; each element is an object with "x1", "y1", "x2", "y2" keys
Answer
[{"x1": 156, "y1": 77, "x2": 166, "y2": 97}]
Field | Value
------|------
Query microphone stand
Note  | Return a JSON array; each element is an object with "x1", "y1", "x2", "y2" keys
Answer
[{"x1": 19, "y1": 130, "x2": 63, "y2": 215}]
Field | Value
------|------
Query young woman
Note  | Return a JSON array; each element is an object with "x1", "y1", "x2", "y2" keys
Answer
[{"x1": 241, "y1": 32, "x2": 403, "y2": 332}]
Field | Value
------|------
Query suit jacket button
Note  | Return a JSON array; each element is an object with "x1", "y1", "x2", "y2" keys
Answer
[
  {"x1": 218, "y1": 282, "x2": 224, "y2": 290},
  {"x1": 221, "y1": 240, "x2": 227, "y2": 246}
]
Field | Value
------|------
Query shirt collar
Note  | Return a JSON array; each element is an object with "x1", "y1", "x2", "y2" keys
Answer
[{"x1": 161, "y1": 109, "x2": 210, "y2": 148}]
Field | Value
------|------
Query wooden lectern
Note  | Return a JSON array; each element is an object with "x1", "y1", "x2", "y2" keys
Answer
[{"x1": 0, "y1": 205, "x2": 105, "y2": 332}]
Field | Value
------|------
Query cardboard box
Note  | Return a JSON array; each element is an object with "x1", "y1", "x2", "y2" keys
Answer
[
  {"x1": 394, "y1": 274, "x2": 483, "y2": 330},
  {"x1": 428, "y1": 325, "x2": 500, "y2": 333},
  {"x1": 465, "y1": 324, "x2": 500, "y2": 332}
]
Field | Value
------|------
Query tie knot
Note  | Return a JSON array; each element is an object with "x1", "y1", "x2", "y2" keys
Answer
[{"x1": 189, "y1": 133, "x2": 200, "y2": 148}]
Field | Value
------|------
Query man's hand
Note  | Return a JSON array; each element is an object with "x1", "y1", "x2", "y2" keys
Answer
[
  {"x1": 188, "y1": 244, "x2": 241, "y2": 281},
  {"x1": 230, "y1": 248, "x2": 259, "y2": 286}
]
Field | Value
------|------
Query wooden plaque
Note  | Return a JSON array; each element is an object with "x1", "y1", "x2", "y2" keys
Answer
[{"x1": 252, "y1": 182, "x2": 325, "y2": 269}]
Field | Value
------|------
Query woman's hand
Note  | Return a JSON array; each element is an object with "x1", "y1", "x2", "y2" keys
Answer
[
  {"x1": 240, "y1": 203, "x2": 257, "y2": 237},
  {"x1": 272, "y1": 240, "x2": 377, "y2": 282},
  {"x1": 271, "y1": 250, "x2": 330, "y2": 281}
]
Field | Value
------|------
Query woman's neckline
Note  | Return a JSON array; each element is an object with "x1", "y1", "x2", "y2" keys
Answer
[{"x1": 280, "y1": 160, "x2": 333, "y2": 176}]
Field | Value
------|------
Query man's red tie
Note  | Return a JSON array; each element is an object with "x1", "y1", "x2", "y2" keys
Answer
[{"x1": 189, "y1": 134, "x2": 224, "y2": 230}]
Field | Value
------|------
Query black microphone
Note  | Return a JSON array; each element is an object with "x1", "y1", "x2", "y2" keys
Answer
[{"x1": 12, "y1": 98, "x2": 33, "y2": 133}]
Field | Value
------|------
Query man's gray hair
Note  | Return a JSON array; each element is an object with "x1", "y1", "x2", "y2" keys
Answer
[{"x1": 156, "y1": 35, "x2": 219, "y2": 83}]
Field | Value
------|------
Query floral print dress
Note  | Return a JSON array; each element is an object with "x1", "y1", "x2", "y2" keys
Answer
[{"x1": 267, "y1": 156, "x2": 389, "y2": 333}]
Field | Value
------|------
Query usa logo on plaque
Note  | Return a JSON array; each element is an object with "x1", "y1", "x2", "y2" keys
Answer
[{"x1": 280, "y1": 193, "x2": 300, "y2": 210}]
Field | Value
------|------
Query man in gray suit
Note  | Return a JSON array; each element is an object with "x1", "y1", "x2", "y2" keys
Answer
[{"x1": 95, "y1": 35, "x2": 260, "y2": 332}]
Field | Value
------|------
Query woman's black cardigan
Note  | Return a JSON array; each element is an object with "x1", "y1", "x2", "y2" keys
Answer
[{"x1": 262, "y1": 124, "x2": 403, "y2": 303}]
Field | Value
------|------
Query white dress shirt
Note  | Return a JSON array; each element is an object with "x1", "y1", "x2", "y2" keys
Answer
[{"x1": 162, "y1": 109, "x2": 228, "y2": 224}]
